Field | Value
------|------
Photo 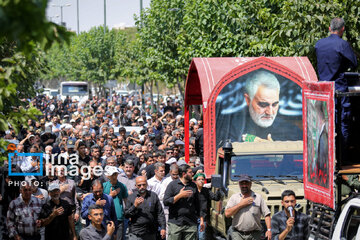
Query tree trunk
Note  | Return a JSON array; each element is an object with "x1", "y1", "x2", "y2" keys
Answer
[
  {"x1": 177, "y1": 75, "x2": 185, "y2": 102},
  {"x1": 150, "y1": 79, "x2": 154, "y2": 113},
  {"x1": 156, "y1": 80, "x2": 160, "y2": 113}
]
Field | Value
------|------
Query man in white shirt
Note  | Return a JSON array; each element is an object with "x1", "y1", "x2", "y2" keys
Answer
[
  {"x1": 147, "y1": 162, "x2": 166, "y2": 196},
  {"x1": 20, "y1": 146, "x2": 40, "y2": 173}
]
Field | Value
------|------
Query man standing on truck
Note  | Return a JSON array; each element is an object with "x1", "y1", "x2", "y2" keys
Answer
[
  {"x1": 315, "y1": 17, "x2": 357, "y2": 162},
  {"x1": 271, "y1": 190, "x2": 309, "y2": 240},
  {"x1": 225, "y1": 174, "x2": 272, "y2": 240}
]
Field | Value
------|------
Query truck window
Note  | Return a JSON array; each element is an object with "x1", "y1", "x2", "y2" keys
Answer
[
  {"x1": 342, "y1": 206, "x2": 360, "y2": 240},
  {"x1": 230, "y1": 154, "x2": 303, "y2": 181}
]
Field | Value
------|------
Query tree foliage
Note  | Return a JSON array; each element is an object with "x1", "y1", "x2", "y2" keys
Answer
[
  {"x1": 133, "y1": 0, "x2": 360, "y2": 88},
  {"x1": 0, "y1": 0, "x2": 72, "y2": 161},
  {"x1": 42, "y1": 27, "x2": 130, "y2": 94}
]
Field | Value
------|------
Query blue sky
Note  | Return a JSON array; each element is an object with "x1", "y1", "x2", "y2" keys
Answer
[{"x1": 46, "y1": 0, "x2": 151, "y2": 33}]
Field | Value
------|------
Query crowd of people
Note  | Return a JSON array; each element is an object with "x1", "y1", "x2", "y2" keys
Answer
[{"x1": 0, "y1": 92, "x2": 213, "y2": 240}]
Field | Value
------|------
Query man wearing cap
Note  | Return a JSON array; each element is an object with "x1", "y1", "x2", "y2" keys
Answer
[
  {"x1": 103, "y1": 166, "x2": 128, "y2": 240},
  {"x1": 225, "y1": 174, "x2": 272, "y2": 240},
  {"x1": 38, "y1": 183, "x2": 77, "y2": 240},
  {"x1": 58, "y1": 138, "x2": 76, "y2": 166},
  {"x1": 53, "y1": 167, "x2": 80, "y2": 224},
  {"x1": 26, "y1": 176, "x2": 48, "y2": 203}
]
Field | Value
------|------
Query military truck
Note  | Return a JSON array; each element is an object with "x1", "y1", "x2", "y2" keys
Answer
[
  {"x1": 182, "y1": 57, "x2": 318, "y2": 238},
  {"x1": 208, "y1": 141, "x2": 307, "y2": 238}
]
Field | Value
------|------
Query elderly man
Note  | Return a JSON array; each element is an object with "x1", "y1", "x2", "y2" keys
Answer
[
  {"x1": 7, "y1": 181, "x2": 43, "y2": 240},
  {"x1": 38, "y1": 183, "x2": 76, "y2": 240},
  {"x1": 218, "y1": 70, "x2": 302, "y2": 143},
  {"x1": 225, "y1": 174, "x2": 271, "y2": 240},
  {"x1": 125, "y1": 176, "x2": 166, "y2": 240},
  {"x1": 19, "y1": 145, "x2": 40, "y2": 173}
]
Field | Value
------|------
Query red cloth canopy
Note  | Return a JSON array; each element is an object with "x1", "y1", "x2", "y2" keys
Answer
[{"x1": 184, "y1": 57, "x2": 318, "y2": 175}]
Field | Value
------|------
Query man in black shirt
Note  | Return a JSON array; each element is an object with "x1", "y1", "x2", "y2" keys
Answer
[
  {"x1": 38, "y1": 182, "x2": 76, "y2": 240},
  {"x1": 125, "y1": 176, "x2": 166, "y2": 240},
  {"x1": 163, "y1": 164, "x2": 205, "y2": 240}
]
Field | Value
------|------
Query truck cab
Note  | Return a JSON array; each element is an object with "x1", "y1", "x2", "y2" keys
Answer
[{"x1": 210, "y1": 141, "x2": 307, "y2": 238}]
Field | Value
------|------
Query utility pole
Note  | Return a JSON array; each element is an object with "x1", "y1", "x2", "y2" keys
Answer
[
  {"x1": 104, "y1": 0, "x2": 107, "y2": 33},
  {"x1": 140, "y1": 0, "x2": 145, "y2": 109},
  {"x1": 52, "y1": 4, "x2": 71, "y2": 27},
  {"x1": 77, "y1": 0, "x2": 80, "y2": 34}
]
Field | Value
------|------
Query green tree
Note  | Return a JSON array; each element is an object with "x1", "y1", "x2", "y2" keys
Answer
[
  {"x1": 0, "y1": 0, "x2": 72, "y2": 162},
  {"x1": 134, "y1": 0, "x2": 360, "y2": 91},
  {"x1": 42, "y1": 27, "x2": 129, "y2": 96}
]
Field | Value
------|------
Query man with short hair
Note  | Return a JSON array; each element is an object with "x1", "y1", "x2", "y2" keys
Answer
[
  {"x1": 77, "y1": 141, "x2": 90, "y2": 165},
  {"x1": 79, "y1": 205, "x2": 115, "y2": 240},
  {"x1": 90, "y1": 145, "x2": 101, "y2": 163},
  {"x1": 147, "y1": 162, "x2": 166, "y2": 196},
  {"x1": 81, "y1": 180, "x2": 117, "y2": 227},
  {"x1": 101, "y1": 145, "x2": 113, "y2": 167},
  {"x1": 315, "y1": 17, "x2": 358, "y2": 161},
  {"x1": 218, "y1": 70, "x2": 302, "y2": 143},
  {"x1": 125, "y1": 176, "x2": 166, "y2": 240},
  {"x1": 38, "y1": 183, "x2": 76, "y2": 240},
  {"x1": 159, "y1": 164, "x2": 179, "y2": 238},
  {"x1": 7, "y1": 181, "x2": 43, "y2": 240},
  {"x1": 271, "y1": 190, "x2": 309, "y2": 240},
  {"x1": 225, "y1": 174, "x2": 271, "y2": 240},
  {"x1": 164, "y1": 164, "x2": 205, "y2": 240},
  {"x1": 118, "y1": 160, "x2": 137, "y2": 195}
]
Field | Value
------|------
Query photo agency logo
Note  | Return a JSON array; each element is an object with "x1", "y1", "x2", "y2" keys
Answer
[
  {"x1": 8, "y1": 149, "x2": 107, "y2": 180},
  {"x1": 8, "y1": 151, "x2": 43, "y2": 176}
]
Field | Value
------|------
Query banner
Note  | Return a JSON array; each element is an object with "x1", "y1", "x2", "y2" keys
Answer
[{"x1": 303, "y1": 81, "x2": 335, "y2": 209}]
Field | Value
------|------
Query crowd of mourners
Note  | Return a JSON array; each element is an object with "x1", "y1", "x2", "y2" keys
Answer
[{"x1": 0, "y1": 93, "x2": 216, "y2": 240}]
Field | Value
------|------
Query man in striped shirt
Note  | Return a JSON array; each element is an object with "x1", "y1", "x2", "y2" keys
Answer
[{"x1": 7, "y1": 181, "x2": 43, "y2": 240}]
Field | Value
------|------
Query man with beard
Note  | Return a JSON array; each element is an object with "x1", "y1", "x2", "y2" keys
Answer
[
  {"x1": 271, "y1": 190, "x2": 309, "y2": 240},
  {"x1": 125, "y1": 176, "x2": 166, "y2": 240},
  {"x1": 163, "y1": 164, "x2": 205, "y2": 240},
  {"x1": 38, "y1": 183, "x2": 76, "y2": 240},
  {"x1": 225, "y1": 174, "x2": 271, "y2": 240},
  {"x1": 225, "y1": 70, "x2": 302, "y2": 142}
]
